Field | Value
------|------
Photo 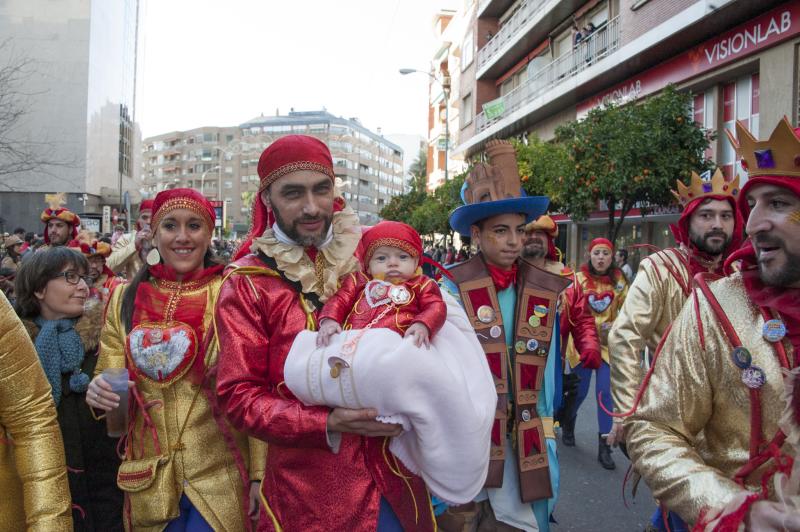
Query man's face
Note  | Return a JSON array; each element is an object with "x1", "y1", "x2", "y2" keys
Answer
[
  {"x1": 137, "y1": 209, "x2": 152, "y2": 230},
  {"x1": 262, "y1": 170, "x2": 334, "y2": 247},
  {"x1": 688, "y1": 198, "x2": 735, "y2": 256},
  {"x1": 522, "y1": 229, "x2": 548, "y2": 259},
  {"x1": 87, "y1": 256, "x2": 106, "y2": 282},
  {"x1": 471, "y1": 213, "x2": 526, "y2": 269},
  {"x1": 615, "y1": 251, "x2": 625, "y2": 266},
  {"x1": 47, "y1": 219, "x2": 71, "y2": 246},
  {"x1": 745, "y1": 184, "x2": 800, "y2": 288}
]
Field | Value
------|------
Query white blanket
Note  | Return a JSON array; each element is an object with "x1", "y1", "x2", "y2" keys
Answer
[{"x1": 284, "y1": 290, "x2": 496, "y2": 504}]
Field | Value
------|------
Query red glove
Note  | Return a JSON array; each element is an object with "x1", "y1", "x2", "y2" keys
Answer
[{"x1": 580, "y1": 348, "x2": 602, "y2": 370}]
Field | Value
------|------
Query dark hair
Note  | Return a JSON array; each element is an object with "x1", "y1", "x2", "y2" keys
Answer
[
  {"x1": 25, "y1": 232, "x2": 34, "y2": 243},
  {"x1": 120, "y1": 248, "x2": 221, "y2": 334},
  {"x1": 14, "y1": 247, "x2": 89, "y2": 319},
  {"x1": 616, "y1": 248, "x2": 628, "y2": 261},
  {"x1": 13, "y1": 227, "x2": 24, "y2": 235}
]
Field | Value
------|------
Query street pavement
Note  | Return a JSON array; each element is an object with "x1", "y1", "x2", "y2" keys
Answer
[{"x1": 551, "y1": 372, "x2": 655, "y2": 532}]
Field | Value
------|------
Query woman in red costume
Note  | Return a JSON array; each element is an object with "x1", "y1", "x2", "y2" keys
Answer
[
  {"x1": 564, "y1": 238, "x2": 628, "y2": 470},
  {"x1": 85, "y1": 188, "x2": 262, "y2": 532}
]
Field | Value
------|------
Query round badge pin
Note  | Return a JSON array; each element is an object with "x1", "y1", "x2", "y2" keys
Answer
[
  {"x1": 521, "y1": 409, "x2": 531, "y2": 422},
  {"x1": 730, "y1": 347, "x2": 752, "y2": 370},
  {"x1": 536, "y1": 347, "x2": 548, "y2": 357},
  {"x1": 741, "y1": 365, "x2": 766, "y2": 389},
  {"x1": 762, "y1": 319, "x2": 786, "y2": 343},
  {"x1": 526, "y1": 339, "x2": 539, "y2": 352},
  {"x1": 515, "y1": 341, "x2": 527, "y2": 354},
  {"x1": 389, "y1": 285, "x2": 411, "y2": 305},
  {"x1": 477, "y1": 305, "x2": 496, "y2": 324},
  {"x1": 533, "y1": 305, "x2": 548, "y2": 318},
  {"x1": 489, "y1": 325, "x2": 502, "y2": 338},
  {"x1": 528, "y1": 315, "x2": 541, "y2": 328}
]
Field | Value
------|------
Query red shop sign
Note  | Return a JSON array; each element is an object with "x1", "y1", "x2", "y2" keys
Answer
[{"x1": 577, "y1": 1, "x2": 800, "y2": 114}]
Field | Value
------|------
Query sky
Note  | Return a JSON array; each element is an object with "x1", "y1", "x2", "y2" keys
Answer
[{"x1": 137, "y1": 0, "x2": 455, "y2": 148}]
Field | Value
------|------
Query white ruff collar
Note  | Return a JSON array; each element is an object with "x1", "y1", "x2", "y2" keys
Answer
[{"x1": 250, "y1": 205, "x2": 361, "y2": 305}]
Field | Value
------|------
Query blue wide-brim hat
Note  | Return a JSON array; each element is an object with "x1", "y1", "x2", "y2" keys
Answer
[{"x1": 449, "y1": 194, "x2": 549, "y2": 237}]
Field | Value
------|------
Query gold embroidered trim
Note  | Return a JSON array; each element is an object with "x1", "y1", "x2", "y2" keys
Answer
[
  {"x1": 365, "y1": 238, "x2": 419, "y2": 263},
  {"x1": 259, "y1": 161, "x2": 335, "y2": 192},
  {"x1": 152, "y1": 198, "x2": 214, "y2": 231}
]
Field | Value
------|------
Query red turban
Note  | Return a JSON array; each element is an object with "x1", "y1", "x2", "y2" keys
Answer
[
  {"x1": 139, "y1": 199, "x2": 155, "y2": 213},
  {"x1": 588, "y1": 238, "x2": 613, "y2": 253},
  {"x1": 361, "y1": 221, "x2": 422, "y2": 265},
  {"x1": 151, "y1": 188, "x2": 216, "y2": 232}
]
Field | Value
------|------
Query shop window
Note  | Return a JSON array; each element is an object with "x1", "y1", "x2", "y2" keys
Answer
[{"x1": 720, "y1": 73, "x2": 759, "y2": 179}]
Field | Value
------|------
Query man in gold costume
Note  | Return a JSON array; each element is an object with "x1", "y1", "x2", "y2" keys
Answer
[
  {"x1": 609, "y1": 169, "x2": 743, "y2": 442},
  {"x1": 0, "y1": 294, "x2": 72, "y2": 530},
  {"x1": 626, "y1": 117, "x2": 800, "y2": 529}
]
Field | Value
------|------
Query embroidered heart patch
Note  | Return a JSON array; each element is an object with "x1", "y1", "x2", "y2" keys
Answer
[
  {"x1": 587, "y1": 292, "x2": 613, "y2": 313},
  {"x1": 128, "y1": 322, "x2": 197, "y2": 382},
  {"x1": 364, "y1": 280, "x2": 393, "y2": 308}
]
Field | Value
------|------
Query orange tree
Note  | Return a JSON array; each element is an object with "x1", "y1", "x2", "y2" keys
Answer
[
  {"x1": 554, "y1": 85, "x2": 713, "y2": 245},
  {"x1": 512, "y1": 134, "x2": 571, "y2": 212}
]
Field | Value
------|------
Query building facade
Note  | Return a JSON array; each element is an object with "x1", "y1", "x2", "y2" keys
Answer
[
  {"x1": 452, "y1": 0, "x2": 796, "y2": 263},
  {"x1": 425, "y1": 9, "x2": 469, "y2": 190},
  {"x1": 141, "y1": 110, "x2": 405, "y2": 231},
  {"x1": 0, "y1": 0, "x2": 142, "y2": 234}
]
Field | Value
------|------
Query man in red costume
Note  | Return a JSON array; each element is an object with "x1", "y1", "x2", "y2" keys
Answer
[
  {"x1": 522, "y1": 215, "x2": 601, "y2": 448},
  {"x1": 626, "y1": 117, "x2": 800, "y2": 529},
  {"x1": 215, "y1": 135, "x2": 436, "y2": 531}
]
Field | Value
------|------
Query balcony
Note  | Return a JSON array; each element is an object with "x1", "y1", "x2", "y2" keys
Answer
[
  {"x1": 476, "y1": 0, "x2": 585, "y2": 80},
  {"x1": 476, "y1": 16, "x2": 620, "y2": 133}
]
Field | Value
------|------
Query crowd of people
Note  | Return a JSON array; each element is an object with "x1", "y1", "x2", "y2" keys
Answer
[{"x1": 1, "y1": 119, "x2": 799, "y2": 532}]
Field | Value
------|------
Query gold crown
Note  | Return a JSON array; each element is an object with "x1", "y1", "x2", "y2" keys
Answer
[
  {"x1": 672, "y1": 169, "x2": 740, "y2": 207},
  {"x1": 725, "y1": 116, "x2": 800, "y2": 178}
]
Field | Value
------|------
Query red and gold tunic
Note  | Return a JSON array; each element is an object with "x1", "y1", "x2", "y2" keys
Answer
[
  {"x1": 215, "y1": 254, "x2": 436, "y2": 532},
  {"x1": 97, "y1": 264, "x2": 264, "y2": 532},
  {"x1": 566, "y1": 264, "x2": 628, "y2": 367},
  {"x1": 319, "y1": 271, "x2": 447, "y2": 337}
]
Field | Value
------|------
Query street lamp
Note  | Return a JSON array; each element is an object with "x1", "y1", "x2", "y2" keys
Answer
[
  {"x1": 399, "y1": 68, "x2": 451, "y2": 183},
  {"x1": 200, "y1": 165, "x2": 220, "y2": 197}
]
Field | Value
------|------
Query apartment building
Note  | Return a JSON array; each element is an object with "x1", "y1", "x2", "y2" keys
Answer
[
  {"x1": 141, "y1": 111, "x2": 404, "y2": 231},
  {"x1": 425, "y1": 9, "x2": 470, "y2": 190},
  {"x1": 454, "y1": 0, "x2": 797, "y2": 261}
]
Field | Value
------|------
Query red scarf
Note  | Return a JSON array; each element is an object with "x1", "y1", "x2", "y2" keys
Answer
[
  {"x1": 149, "y1": 263, "x2": 225, "y2": 282},
  {"x1": 487, "y1": 262, "x2": 517, "y2": 291}
]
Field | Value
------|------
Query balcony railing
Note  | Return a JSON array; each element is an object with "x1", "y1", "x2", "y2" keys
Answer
[
  {"x1": 476, "y1": 0, "x2": 547, "y2": 72},
  {"x1": 476, "y1": 16, "x2": 621, "y2": 134}
]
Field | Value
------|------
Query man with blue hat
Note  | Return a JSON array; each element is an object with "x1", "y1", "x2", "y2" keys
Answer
[{"x1": 438, "y1": 139, "x2": 567, "y2": 532}]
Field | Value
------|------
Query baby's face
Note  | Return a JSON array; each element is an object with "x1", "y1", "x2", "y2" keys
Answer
[{"x1": 368, "y1": 245, "x2": 418, "y2": 282}]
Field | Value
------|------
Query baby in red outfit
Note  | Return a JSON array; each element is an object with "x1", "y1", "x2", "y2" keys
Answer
[{"x1": 317, "y1": 221, "x2": 446, "y2": 349}]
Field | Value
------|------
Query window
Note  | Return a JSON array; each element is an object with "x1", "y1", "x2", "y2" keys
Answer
[
  {"x1": 224, "y1": 181, "x2": 233, "y2": 189},
  {"x1": 720, "y1": 73, "x2": 759, "y2": 179},
  {"x1": 461, "y1": 93, "x2": 473, "y2": 127},
  {"x1": 462, "y1": 31, "x2": 474, "y2": 70}
]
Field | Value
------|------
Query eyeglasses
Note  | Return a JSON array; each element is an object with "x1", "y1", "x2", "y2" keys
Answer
[{"x1": 55, "y1": 271, "x2": 93, "y2": 285}]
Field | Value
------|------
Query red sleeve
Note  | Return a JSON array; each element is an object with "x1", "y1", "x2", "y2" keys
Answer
[
  {"x1": 215, "y1": 272, "x2": 331, "y2": 449},
  {"x1": 318, "y1": 272, "x2": 365, "y2": 325},
  {"x1": 561, "y1": 278, "x2": 601, "y2": 368},
  {"x1": 410, "y1": 277, "x2": 447, "y2": 338}
]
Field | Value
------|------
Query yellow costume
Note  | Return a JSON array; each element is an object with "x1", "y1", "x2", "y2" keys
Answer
[
  {"x1": 565, "y1": 266, "x2": 628, "y2": 368},
  {"x1": 0, "y1": 295, "x2": 72, "y2": 531},
  {"x1": 626, "y1": 273, "x2": 793, "y2": 524},
  {"x1": 97, "y1": 274, "x2": 265, "y2": 531},
  {"x1": 609, "y1": 169, "x2": 744, "y2": 419}
]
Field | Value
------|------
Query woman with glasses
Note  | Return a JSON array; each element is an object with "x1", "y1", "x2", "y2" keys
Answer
[
  {"x1": 86, "y1": 188, "x2": 261, "y2": 531},
  {"x1": 14, "y1": 246, "x2": 123, "y2": 531}
]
